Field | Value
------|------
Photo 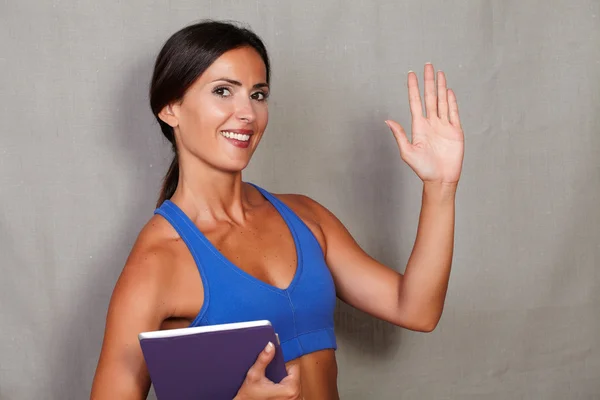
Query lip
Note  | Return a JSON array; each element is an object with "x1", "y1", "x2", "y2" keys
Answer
[{"x1": 220, "y1": 129, "x2": 254, "y2": 149}]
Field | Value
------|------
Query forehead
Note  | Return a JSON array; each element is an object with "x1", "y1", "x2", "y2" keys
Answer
[{"x1": 201, "y1": 46, "x2": 267, "y2": 83}]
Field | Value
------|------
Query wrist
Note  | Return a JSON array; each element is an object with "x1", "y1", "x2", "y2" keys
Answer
[{"x1": 422, "y1": 181, "x2": 457, "y2": 203}]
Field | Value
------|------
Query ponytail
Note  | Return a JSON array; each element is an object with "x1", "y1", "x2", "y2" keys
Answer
[{"x1": 157, "y1": 143, "x2": 179, "y2": 207}]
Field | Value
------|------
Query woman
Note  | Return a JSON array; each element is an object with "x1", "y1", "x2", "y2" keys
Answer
[{"x1": 91, "y1": 20, "x2": 464, "y2": 400}]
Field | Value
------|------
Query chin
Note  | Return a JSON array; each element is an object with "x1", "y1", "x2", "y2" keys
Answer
[{"x1": 218, "y1": 158, "x2": 252, "y2": 174}]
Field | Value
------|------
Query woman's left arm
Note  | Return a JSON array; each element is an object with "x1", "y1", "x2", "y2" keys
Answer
[{"x1": 312, "y1": 63, "x2": 464, "y2": 332}]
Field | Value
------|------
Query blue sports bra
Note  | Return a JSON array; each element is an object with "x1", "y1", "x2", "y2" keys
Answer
[{"x1": 154, "y1": 183, "x2": 337, "y2": 362}]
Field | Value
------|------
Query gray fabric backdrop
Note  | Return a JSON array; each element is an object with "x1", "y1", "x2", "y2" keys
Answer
[{"x1": 1, "y1": 0, "x2": 599, "y2": 399}]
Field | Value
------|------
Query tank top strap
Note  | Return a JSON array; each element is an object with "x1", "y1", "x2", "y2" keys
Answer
[{"x1": 154, "y1": 200, "x2": 211, "y2": 323}]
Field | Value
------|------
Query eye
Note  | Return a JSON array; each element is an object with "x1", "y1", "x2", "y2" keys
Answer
[
  {"x1": 251, "y1": 91, "x2": 269, "y2": 101},
  {"x1": 213, "y1": 87, "x2": 232, "y2": 97}
]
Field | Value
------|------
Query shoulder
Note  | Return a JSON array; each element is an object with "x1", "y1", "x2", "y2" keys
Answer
[
  {"x1": 274, "y1": 193, "x2": 323, "y2": 217},
  {"x1": 271, "y1": 192, "x2": 343, "y2": 254},
  {"x1": 274, "y1": 193, "x2": 339, "y2": 225},
  {"x1": 110, "y1": 214, "x2": 184, "y2": 318},
  {"x1": 128, "y1": 214, "x2": 181, "y2": 265},
  {"x1": 123, "y1": 214, "x2": 180, "y2": 278}
]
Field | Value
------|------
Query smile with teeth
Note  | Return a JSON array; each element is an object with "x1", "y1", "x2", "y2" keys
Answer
[{"x1": 220, "y1": 131, "x2": 251, "y2": 142}]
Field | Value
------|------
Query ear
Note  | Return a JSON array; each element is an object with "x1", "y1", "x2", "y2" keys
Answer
[{"x1": 158, "y1": 104, "x2": 179, "y2": 128}]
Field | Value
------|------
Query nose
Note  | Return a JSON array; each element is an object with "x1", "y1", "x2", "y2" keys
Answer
[{"x1": 234, "y1": 96, "x2": 256, "y2": 124}]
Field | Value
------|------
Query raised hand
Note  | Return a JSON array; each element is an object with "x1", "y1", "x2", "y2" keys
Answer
[{"x1": 386, "y1": 63, "x2": 464, "y2": 185}]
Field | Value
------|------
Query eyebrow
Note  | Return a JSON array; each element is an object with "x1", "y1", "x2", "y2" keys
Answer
[{"x1": 211, "y1": 78, "x2": 269, "y2": 90}]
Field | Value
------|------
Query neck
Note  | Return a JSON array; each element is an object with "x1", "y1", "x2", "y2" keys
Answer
[{"x1": 170, "y1": 156, "x2": 251, "y2": 224}]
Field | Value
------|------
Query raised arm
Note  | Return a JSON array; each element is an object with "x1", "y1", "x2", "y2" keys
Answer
[
  {"x1": 311, "y1": 181, "x2": 457, "y2": 332},
  {"x1": 308, "y1": 63, "x2": 464, "y2": 332}
]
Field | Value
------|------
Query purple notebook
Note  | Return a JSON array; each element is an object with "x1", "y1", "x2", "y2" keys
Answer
[{"x1": 139, "y1": 320, "x2": 287, "y2": 400}]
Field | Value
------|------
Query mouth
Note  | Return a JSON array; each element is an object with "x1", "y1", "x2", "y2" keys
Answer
[{"x1": 220, "y1": 129, "x2": 254, "y2": 149}]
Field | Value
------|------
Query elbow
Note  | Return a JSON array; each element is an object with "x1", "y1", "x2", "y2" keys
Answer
[
  {"x1": 414, "y1": 319, "x2": 439, "y2": 333},
  {"x1": 396, "y1": 311, "x2": 441, "y2": 333},
  {"x1": 395, "y1": 298, "x2": 445, "y2": 332}
]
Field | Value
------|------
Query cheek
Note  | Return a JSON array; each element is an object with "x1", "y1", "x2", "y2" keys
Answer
[
  {"x1": 182, "y1": 98, "x2": 231, "y2": 133},
  {"x1": 257, "y1": 105, "x2": 269, "y2": 129},
  {"x1": 204, "y1": 101, "x2": 231, "y2": 126}
]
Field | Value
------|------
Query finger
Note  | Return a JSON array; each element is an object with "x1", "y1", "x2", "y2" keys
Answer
[
  {"x1": 447, "y1": 89, "x2": 461, "y2": 128},
  {"x1": 385, "y1": 120, "x2": 412, "y2": 155},
  {"x1": 423, "y1": 63, "x2": 437, "y2": 119},
  {"x1": 437, "y1": 70, "x2": 449, "y2": 121},
  {"x1": 246, "y1": 342, "x2": 275, "y2": 382},
  {"x1": 407, "y1": 71, "x2": 423, "y2": 119}
]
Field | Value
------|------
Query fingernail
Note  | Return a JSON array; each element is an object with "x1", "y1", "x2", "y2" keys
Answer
[
  {"x1": 265, "y1": 341, "x2": 274, "y2": 353},
  {"x1": 408, "y1": 70, "x2": 414, "y2": 73},
  {"x1": 384, "y1": 120, "x2": 391, "y2": 128},
  {"x1": 425, "y1": 62, "x2": 432, "y2": 65}
]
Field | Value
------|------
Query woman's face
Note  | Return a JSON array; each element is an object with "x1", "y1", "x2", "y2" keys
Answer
[{"x1": 162, "y1": 46, "x2": 269, "y2": 174}]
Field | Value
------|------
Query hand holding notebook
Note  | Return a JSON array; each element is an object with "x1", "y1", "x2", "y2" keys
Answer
[
  {"x1": 234, "y1": 341, "x2": 302, "y2": 400},
  {"x1": 139, "y1": 320, "x2": 296, "y2": 400}
]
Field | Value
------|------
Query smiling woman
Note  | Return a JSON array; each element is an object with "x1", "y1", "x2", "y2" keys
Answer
[{"x1": 90, "y1": 20, "x2": 464, "y2": 400}]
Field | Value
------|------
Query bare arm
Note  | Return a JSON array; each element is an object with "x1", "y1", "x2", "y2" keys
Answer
[
  {"x1": 90, "y1": 243, "x2": 172, "y2": 399},
  {"x1": 306, "y1": 189, "x2": 454, "y2": 332},
  {"x1": 304, "y1": 63, "x2": 463, "y2": 332},
  {"x1": 398, "y1": 182, "x2": 456, "y2": 330}
]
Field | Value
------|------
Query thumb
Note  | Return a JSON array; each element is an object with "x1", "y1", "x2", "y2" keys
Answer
[
  {"x1": 247, "y1": 342, "x2": 276, "y2": 381},
  {"x1": 385, "y1": 120, "x2": 412, "y2": 156}
]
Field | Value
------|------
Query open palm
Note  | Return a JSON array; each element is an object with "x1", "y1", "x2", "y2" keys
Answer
[{"x1": 386, "y1": 63, "x2": 464, "y2": 184}]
